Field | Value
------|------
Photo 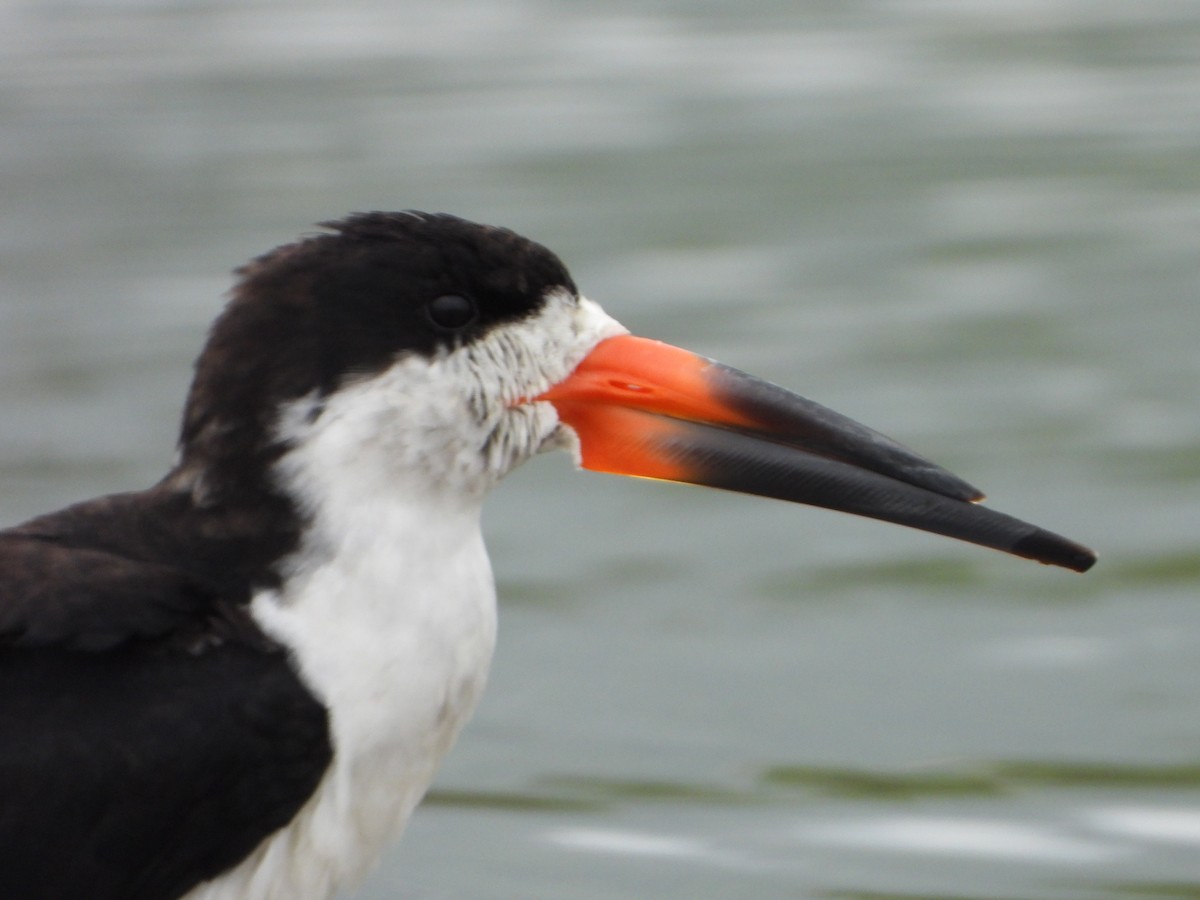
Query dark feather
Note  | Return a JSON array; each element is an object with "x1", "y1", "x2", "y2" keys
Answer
[
  {"x1": 0, "y1": 643, "x2": 330, "y2": 900},
  {"x1": 0, "y1": 487, "x2": 330, "y2": 899}
]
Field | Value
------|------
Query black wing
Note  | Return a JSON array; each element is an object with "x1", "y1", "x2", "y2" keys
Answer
[{"x1": 0, "y1": 528, "x2": 332, "y2": 900}]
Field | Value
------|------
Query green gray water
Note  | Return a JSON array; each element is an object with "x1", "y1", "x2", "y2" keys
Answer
[{"x1": 3, "y1": 2, "x2": 1199, "y2": 898}]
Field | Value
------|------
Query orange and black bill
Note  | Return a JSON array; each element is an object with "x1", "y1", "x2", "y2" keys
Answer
[{"x1": 537, "y1": 335, "x2": 1096, "y2": 573}]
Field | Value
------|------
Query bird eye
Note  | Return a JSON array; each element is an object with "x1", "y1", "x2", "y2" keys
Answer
[{"x1": 426, "y1": 294, "x2": 477, "y2": 331}]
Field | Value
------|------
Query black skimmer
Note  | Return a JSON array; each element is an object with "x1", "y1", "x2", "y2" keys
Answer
[{"x1": 0, "y1": 212, "x2": 1096, "y2": 900}]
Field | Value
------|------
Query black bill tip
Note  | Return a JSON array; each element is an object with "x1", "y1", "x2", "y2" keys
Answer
[{"x1": 1011, "y1": 529, "x2": 1098, "y2": 573}]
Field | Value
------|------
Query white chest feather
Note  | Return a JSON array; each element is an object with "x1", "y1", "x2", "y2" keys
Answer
[
  {"x1": 182, "y1": 293, "x2": 624, "y2": 899},
  {"x1": 185, "y1": 499, "x2": 497, "y2": 900},
  {"x1": 182, "y1": 369, "x2": 505, "y2": 900}
]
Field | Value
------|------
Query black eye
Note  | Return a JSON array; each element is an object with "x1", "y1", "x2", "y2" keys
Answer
[{"x1": 426, "y1": 294, "x2": 477, "y2": 331}]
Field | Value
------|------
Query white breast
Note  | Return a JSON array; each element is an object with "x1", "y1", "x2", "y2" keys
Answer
[
  {"x1": 183, "y1": 364, "x2": 504, "y2": 899},
  {"x1": 185, "y1": 496, "x2": 497, "y2": 900},
  {"x1": 182, "y1": 291, "x2": 625, "y2": 899}
]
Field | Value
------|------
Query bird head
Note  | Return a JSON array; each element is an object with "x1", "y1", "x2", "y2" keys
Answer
[{"x1": 174, "y1": 211, "x2": 1095, "y2": 571}]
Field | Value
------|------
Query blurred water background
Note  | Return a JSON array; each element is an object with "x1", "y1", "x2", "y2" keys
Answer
[{"x1": 3, "y1": 1, "x2": 1199, "y2": 897}]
